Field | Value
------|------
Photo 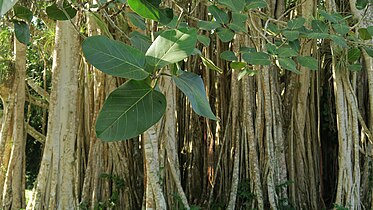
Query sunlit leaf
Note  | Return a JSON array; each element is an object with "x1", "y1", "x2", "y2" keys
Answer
[
  {"x1": 173, "y1": 71, "x2": 217, "y2": 120},
  {"x1": 96, "y1": 80, "x2": 166, "y2": 141},
  {"x1": 145, "y1": 28, "x2": 197, "y2": 68},
  {"x1": 128, "y1": 0, "x2": 173, "y2": 25},
  {"x1": 82, "y1": 35, "x2": 149, "y2": 80},
  {"x1": 230, "y1": 61, "x2": 246, "y2": 70}
]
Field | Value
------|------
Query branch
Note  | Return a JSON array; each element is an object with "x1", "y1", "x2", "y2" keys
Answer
[
  {"x1": 26, "y1": 79, "x2": 50, "y2": 102},
  {"x1": 26, "y1": 95, "x2": 49, "y2": 109},
  {"x1": 26, "y1": 124, "x2": 45, "y2": 144}
]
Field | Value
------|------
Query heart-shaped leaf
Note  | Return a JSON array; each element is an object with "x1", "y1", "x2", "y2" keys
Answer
[
  {"x1": 82, "y1": 35, "x2": 149, "y2": 80},
  {"x1": 173, "y1": 71, "x2": 217, "y2": 120},
  {"x1": 96, "y1": 80, "x2": 166, "y2": 141},
  {"x1": 146, "y1": 28, "x2": 197, "y2": 68}
]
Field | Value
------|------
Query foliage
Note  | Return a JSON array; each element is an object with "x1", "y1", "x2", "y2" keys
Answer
[{"x1": 83, "y1": 27, "x2": 217, "y2": 141}]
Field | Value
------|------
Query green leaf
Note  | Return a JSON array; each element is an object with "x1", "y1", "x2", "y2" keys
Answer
[
  {"x1": 246, "y1": 0, "x2": 267, "y2": 10},
  {"x1": 87, "y1": 12, "x2": 112, "y2": 39},
  {"x1": 238, "y1": 68, "x2": 257, "y2": 80},
  {"x1": 173, "y1": 71, "x2": 217, "y2": 120},
  {"x1": 82, "y1": 35, "x2": 149, "y2": 80},
  {"x1": 330, "y1": 35, "x2": 348, "y2": 48},
  {"x1": 129, "y1": 31, "x2": 151, "y2": 53},
  {"x1": 283, "y1": 30, "x2": 299, "y2": 41},
  {"x1": 287, "y1": 17, "x2": 305, "y2": 30},
  {"x1": 96, "y1": 80, "x2": 166, "y2": 141},
  {"x1": 265, "y1": 43, "x2": 278, "y2": 55},
  {"x1": 348, "y1": 64, "x2": 362, "y2": 71},
  {"x1": 367, "y1": 26, "x2": 373, "y2": 36},
  {"x1": 243, "y1": 52, "x2": 271, "y2": 65},
  {"x1": 228, "y1": 12, "x2": 248, "y2": 32},
  {"x1": 127, "y1": 12, "x2": 146, "y2": 31},
  {"x1": 311, "y1": 20, "x2": 328, "y2": 33},
  {"x1": 356, "y1": 0, "x2": 368, "y2": 10},
  {"x1": 296, "y1": 56, "x2": 318, "y2": 70},
  {"x1": 13, "y1": 5, "x2": 33, "y2": 22},
  {"x1": 0, "y1": 0, "x2": 18, "y2": 16},
  {"x1": 217, "y1": 0, "x2": 246, "y2": 12},
  {"x1": 46, "y1": 2, "x2": 77, "y2": 20},
  {"x1": 208, "y1": 5, "x2": 229, "y2": 24},
  {"x1": 230, "y1": 61, "x2": 246, "y2": 70},
  {"x1": 216, "y1": 28, "x2": 235, "y2": 42},
  {"x1": 220, "y1": 51, "x2": 237, "y2": 61},
  {"x1": 145, "y1": 28, "x2": 197, "y2": 68},
  {"x1": 200, "y1": 55, "x2": 223, "y2": 73},
  {"x1": 278, "y1": 46, "x2": 298, "y2": 57},
  {"x1": 13, "y1": 20, "x2": 30, "y2": 45},
  {"x1": 306, "y1": 32, "x2": 330, "y2": 39},
  {"x1": 332, "y1": 23, "x2": 349, "y2": 35},
  {"x1": 197, "y1": 35, "x2": 210, "y2": 46},
  {"x1": 363, "y1": 47, "x2": 373, "y2": 57},
  {"x1": 197, "y1": 20, "x2": 221, "y2": 31},
  {"x1": 358, "y1": 28, "x2": 372, "y2": 40},
  {"x1": 127, "y1": 0, "x2": 173, "y2": 25},
  {"x1": 319, "y1": 10, "x2": 342, "y2": 23},
  {"x1": 347, "y1": 48, "x2": 361, "y2": 63},
  {"x1": 289, "y1": 40, "x2": 301, "y2": 52},
  {"x1": 240, "y1": 47, "x2": 256, "y2": 53},
  {"x1": 267, "y1": 23, "x2": 280, "y2": 35},
  {"x1": 278, "y1": 57, "x2": 300, "y2": 73}
]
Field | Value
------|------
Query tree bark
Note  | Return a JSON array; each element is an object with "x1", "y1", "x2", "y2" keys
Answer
[{"x1": 27, "y1": 19, "x2": 80, "y2": 210}]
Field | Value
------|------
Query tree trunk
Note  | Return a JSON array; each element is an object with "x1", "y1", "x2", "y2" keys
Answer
[
  {"x1": 1, "y1": 36, "x2": 27, "y2": 210},
  {"x1": 27, "y1": 19, "x2": 80, "y2": 209}
]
